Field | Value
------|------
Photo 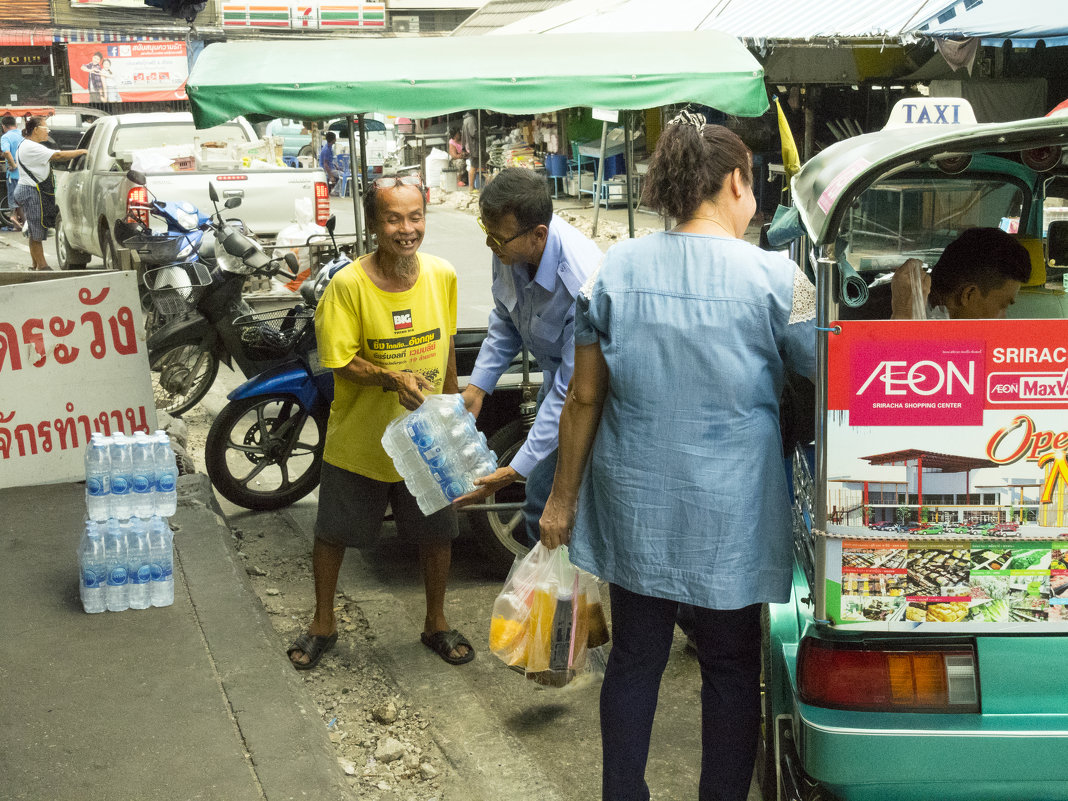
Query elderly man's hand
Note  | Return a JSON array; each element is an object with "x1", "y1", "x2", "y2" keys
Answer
[
  {"x1": 452, "y1": 465, "x2": 519, "y2": 507},
  {"x1": 539, "y1": 495, "x2": 575, "y2": 550},
  {"x1": 890, "y1": 258, "x2": 931, "y2": 320},
  {"x1": 392, "y1": 371, "x2": 434, "y2": 411},
  {"x1": 461, "y1": 384, "x2": 485, "y2": 420}
]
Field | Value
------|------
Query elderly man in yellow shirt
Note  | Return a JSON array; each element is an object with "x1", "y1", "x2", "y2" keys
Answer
[{"x1": 287, "y1": 174, "x2": 474, "y2": 670}]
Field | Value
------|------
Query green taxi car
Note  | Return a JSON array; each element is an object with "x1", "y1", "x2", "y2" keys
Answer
[{"x1": 762, "y1": 100, "x2": 1068, "y2": 801}]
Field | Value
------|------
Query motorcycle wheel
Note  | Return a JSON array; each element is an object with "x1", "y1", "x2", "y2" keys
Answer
[
  {"x1": 205, "y1": 394, "x2": 327, "y2": 511},
  {"x1": 150, "y1": 342, "x2": 219, "y2": 416},
  {"x1": 468, "y1": 420, "x2": 530, "y2": 577}
]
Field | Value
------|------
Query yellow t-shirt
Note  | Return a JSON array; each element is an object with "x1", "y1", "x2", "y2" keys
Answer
[{"x1": 314, "y1": 253, "x2": 458, "y2": 481}]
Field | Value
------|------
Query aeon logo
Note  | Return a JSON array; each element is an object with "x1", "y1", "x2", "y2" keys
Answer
[
  {"x1": 848, "y1": 341, "x2": 985, "y2": 426},
  {"x1": 856, "y1": 360, "x2": 976, "y2": 397}
]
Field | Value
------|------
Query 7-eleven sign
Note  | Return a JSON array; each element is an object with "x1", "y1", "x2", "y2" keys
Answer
[{"x1": 292, "y1": 5, "x2": 320, "y2": 26}]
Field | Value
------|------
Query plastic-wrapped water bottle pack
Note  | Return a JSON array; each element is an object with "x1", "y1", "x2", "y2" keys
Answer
[{"x1": 382, "y1": 394, "x2": 498, "y2": 515}]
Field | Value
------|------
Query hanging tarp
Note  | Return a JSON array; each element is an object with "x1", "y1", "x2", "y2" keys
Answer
[
  {"x1": 185, "y1": 30, "x2": 769, "y2": 128},
  {"x1": 911, "y1": 0, "x2": 1068, "y2": 47}
]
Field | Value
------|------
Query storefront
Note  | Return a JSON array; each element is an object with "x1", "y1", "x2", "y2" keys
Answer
[{"x1": 0, "y1": 43, "x2": 55, "y2": 107}]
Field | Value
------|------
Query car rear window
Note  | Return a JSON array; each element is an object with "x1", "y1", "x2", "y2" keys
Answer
[{"x1": 109, "y1": 122, "x2": 248, "y2": 159}]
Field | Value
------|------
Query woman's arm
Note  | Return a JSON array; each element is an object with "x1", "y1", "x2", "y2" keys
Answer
[
  {"x1": 539, "y1": 341, "x2": 609, "y2": 549},
  {"x1": 49, "y1": 148, "x2": 88, "y2": 163}
]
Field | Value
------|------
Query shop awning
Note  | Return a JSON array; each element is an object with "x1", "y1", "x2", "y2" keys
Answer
[
  {"x1": 862, "y1": 450, "x2": 997, "y2": 473},
  {"x1": 491, "y1": 0, "x2": 954, "y2": 42},
  {"x1": 186, "y1": 30, "x2": 769, "y2": 128},
  {"x1": 910, "y1": 0, "x2": 1068, "y2": 47}
]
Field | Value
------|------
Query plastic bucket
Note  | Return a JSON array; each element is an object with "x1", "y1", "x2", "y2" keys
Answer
[{"x1": 545, "y1": 153, "x2": 568, "y2": 177}]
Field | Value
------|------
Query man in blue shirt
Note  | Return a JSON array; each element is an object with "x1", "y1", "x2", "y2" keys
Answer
[
  {"x1": 457, "y1": 167, "x2": 602, "y2": 545},
  {"x1": 1, "y1": 115, "x2": 23, "y2": 228},
  {"x1": 319, "y1": 131, "x2": 338, "y2": 194}
]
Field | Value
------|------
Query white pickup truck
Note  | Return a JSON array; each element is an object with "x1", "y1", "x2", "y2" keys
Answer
[{"x1": 54, "y1": 111, "x2": 330, "y2": 270}]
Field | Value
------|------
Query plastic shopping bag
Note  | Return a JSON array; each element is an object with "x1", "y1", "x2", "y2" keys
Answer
[{"x1": 489, "y1": 543, "x2": 609, "y2": 688}]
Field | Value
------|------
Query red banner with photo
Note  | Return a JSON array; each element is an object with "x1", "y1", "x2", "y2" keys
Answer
[{"x1": 67, "y1": 42, "x2": 188, "y2": 104}]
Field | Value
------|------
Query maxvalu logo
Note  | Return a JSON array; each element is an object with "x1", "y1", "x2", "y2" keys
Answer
[
  {"x1": 851, "y1": 342, "x2": 985, "y2": 426},
  {"x1": 988, "y1": 369, "x2": 1068, "y2": 403}
]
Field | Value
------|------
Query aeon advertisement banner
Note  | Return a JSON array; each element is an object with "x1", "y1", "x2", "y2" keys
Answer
[
  {"x1": 67, "y1": 41, "x2": 188, "y2": 104},
  {"x1": 823, "y1": 319, "x2": 1068, "y2": 630}
]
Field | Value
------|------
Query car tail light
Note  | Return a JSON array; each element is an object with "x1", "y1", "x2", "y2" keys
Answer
[
  {"x1": 314, "y1": 181, "x2": 329, "y2": 226},
  {"x1": 798, "y1": 637, "x2": 979, "y2": 712},
  {"x1": 127, "y1": 185, "x2": 150, "y2": 227}
]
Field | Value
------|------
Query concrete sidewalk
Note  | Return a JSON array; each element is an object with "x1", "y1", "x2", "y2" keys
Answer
[{"x1": 0, "y1": 474, "x2": 351, "y2": 801}]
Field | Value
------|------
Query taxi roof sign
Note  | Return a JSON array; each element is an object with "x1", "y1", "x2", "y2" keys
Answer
[{"x1": 884, "y1": 97, "x2": 977, "y2": 130}]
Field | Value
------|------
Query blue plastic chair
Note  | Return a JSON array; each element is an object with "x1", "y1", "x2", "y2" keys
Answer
[
  {"x1": 335, "y1": 154, "x2": 352, "y2": 197},
  {"x1": 545, "y1": 153, "x2": 570, "y2": 198}
]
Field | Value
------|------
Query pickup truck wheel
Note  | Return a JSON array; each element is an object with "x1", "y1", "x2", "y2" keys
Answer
[
  {"x1": 56, "y1": 213, "x2": 91, "y2": 269},
  {"x1": 150, "y1": 342, "x2": 219, "y2": 416},
  {"x1": 101, "y1": 228, "x2": 120, "y2": 271},
  {"x1": 468, "y1": 420, "x2": 530, "y2": 578}
]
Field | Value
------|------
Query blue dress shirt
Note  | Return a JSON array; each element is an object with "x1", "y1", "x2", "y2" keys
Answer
[
  {"x1": 468, "y1": 215, "x2": 602, "y2": 477},
  {"x1": 570, "y1": 231, "x2": 817, "y2": 609}
]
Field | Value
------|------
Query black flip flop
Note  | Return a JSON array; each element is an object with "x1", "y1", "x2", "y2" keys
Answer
[
  {"x1": 287, "y1": 631, "x2": 338, "y2": 671},
  {"x1": 421, "y1": 629, "x2": 475, "y2": 665}
]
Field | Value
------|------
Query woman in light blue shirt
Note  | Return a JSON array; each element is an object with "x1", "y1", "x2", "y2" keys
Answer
[{"x1": 541, "y1": 112, "x2": 815, "y2": 801}]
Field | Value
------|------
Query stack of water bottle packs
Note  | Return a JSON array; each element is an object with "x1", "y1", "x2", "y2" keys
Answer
[
  {"x1": 78, "y1": 430, "x2": 179, "y2": 614},
  {"x1": 381, "y1": 394, "x2": 499, "y2": 515}
]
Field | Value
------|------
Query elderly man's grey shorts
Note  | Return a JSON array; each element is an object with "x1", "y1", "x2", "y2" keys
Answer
[{"x1": 315, "y1": 462, "x2": 458, "y2": 549}]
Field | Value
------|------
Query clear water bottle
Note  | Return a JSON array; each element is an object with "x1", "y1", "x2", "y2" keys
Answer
[
  {"x1": 147, "y1": 515, "x2": 174, "y2": 608},
  {"x1": 131, "y1": 433, "x2": 156, "y2": 520},
  {"x1": 84, "y1": 433, "x2": 112, "y2": 522},
  {"x1": 103, "y1": 518, "x2": 130, "y2": 612},
  {"x1": 382, "y1": 394, "x2": 498, "y2": 515},
  {"x1": 109, "y1": 433, "x2": 134, "y2": 520},
  {"x1": 78, "y1": 520, "x2": 107, "y2": 614},
  {"x1": 126, "y1": 517, "x2": 152, "y2": 610},
  {"x1": 153, "y1": 430, "x2": 178, "y2": 517}
]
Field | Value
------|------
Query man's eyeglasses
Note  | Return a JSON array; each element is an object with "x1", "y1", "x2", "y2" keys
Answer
[
  {"x1": 373, "y1": 175, "x2": 423, "y2": 190},
  {"x1": 478, "y1": 217, "x2": 535, "y2": 249}
]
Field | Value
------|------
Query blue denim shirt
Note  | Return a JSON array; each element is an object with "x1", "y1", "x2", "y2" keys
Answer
[
  {"x1": 469, "y1": 215, "x2": 602, "y2": 476},
  {"x1": 570, "y1": 231, "x2": 816, "y2": 608}
]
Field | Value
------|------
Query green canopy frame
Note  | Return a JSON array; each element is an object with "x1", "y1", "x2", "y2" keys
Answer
[{"x1": 186, "y1": 30, "x2": 769, "y2": 248}]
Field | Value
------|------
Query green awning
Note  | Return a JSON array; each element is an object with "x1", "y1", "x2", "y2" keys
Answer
[{"x1": 186, "y1": 31, "x2": 769, "y2": 128}]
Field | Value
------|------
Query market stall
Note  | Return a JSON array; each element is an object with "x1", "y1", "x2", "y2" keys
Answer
[{"x1": 184, "y1": 30, "x2": 770, "y2": 246}]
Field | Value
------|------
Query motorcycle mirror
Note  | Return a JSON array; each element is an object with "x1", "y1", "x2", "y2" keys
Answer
[
  {"x1": 284, "y1": 251, "x2": 300, "y2": 272},
  {"x1": 125, "y1": 169, "x2": 147, "y2": 186},
  {"x1": 208, "y1": 183, "x2": 220, "y2": 203},
  {"x1": 326, "y1": 215, "x2": 337, "y2": 234},
  {"x1": 224, "y1": 197, "x2": 242, "y2": 209}
]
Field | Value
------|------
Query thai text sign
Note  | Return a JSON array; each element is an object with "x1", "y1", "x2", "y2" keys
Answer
[
  {"x1": 67, "y1": 41, "x2": 188, "y2": 104},
  {"x1": 0, "y1": 273, "x2": 157, "y2": 488}
]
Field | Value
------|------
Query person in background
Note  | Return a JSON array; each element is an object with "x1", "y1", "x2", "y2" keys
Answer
[
  {"x1": 81, "y1": 52, "x2": 105, "y2": 103},
  {"x1": 320, "y1": 131, "x2": 339, "y2": 194},
  {"x1": 455, "y1": 168, "x2": 601, "y2": 548},
  {"x1": 461, "y1": 110, "x2": 480, "y2": 191},
  {"x1": 14, "y1": 116, "x2": 87, "y2": 271},
  {"x1": 890, "y1": 227, "x2": 1032, "y2": 320},
  {"x1": 101, "y1": 58, "x2": 122, "y2": 103},
  {"x1": 539, "y1": 112, "x2": 816, "y2": 801},
  {"x1": 448, "y1": 126, "x2": 466, "y2": 186},
  {"x1": 287, "y1": 174, "x2": 475, "y2": 671},
  {"x1": 1, "y1": 115, "x2": 23, "y2": 229}
]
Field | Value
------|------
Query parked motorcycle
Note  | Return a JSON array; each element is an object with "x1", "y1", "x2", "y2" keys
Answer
[
  {"x1": 204, "y1": 217, "x2": 349, "y2": 510},
  {"x1": 117, "y1": 170, "x2": 213, "y2": 333},
  {"x1": 145, "y1": 181, "x2": 300, "y2": 416}
]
